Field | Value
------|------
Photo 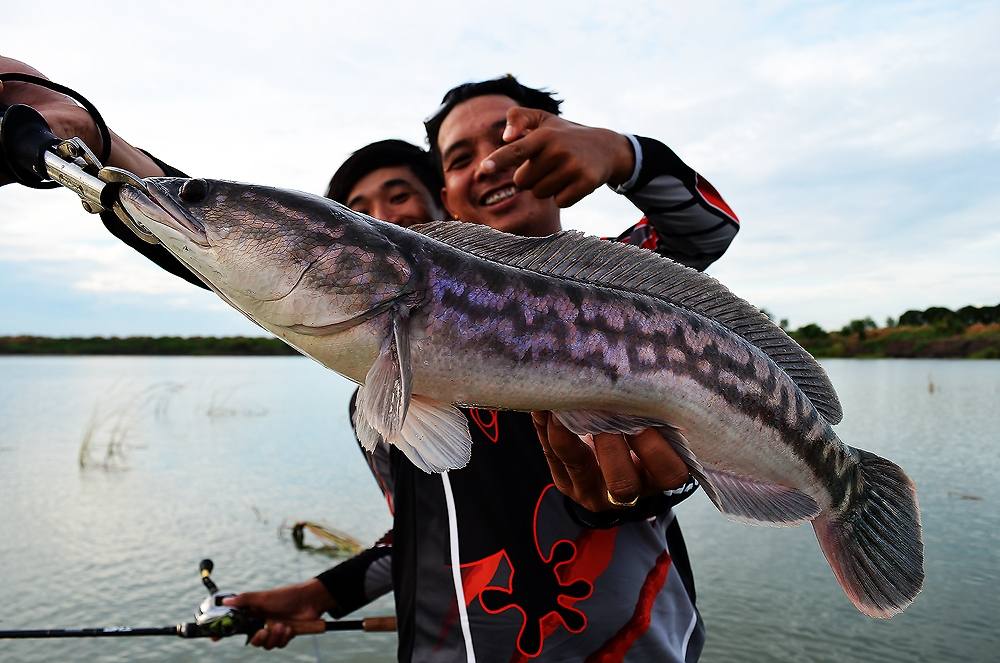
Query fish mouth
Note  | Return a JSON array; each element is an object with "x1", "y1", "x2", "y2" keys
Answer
[{"x1": 118, "y1": 180, "x2": 210, "y2": 248}]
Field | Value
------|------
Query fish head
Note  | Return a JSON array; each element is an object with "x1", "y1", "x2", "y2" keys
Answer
[{"x1": 118, "y1": 177, "x2": 415, "y2": 331}]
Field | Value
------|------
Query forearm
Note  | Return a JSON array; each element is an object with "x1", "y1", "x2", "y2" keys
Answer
[
  {"x1": 615, "y1": 136, "x2": 740, "y2": 270},
  {"x1": 315, "y1": 534, "x2": 393, "y2": 618},
  {"x1": 1, "y1": 56, "x2": 163, "y2": 177}
]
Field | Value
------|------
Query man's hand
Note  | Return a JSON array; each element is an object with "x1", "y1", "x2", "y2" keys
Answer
[
  {"x1": 0, "y1": 56, "x2": 164, "y2": 180},
  {"x1": 531, "y1": 411, "x2": 690, "y2": 512},
  {"x1": 220, "y1": 578, "x2": 334, "y2": 650},
  {"x1": 480, "y1": 107, "x2": 635, "y2": 208}
]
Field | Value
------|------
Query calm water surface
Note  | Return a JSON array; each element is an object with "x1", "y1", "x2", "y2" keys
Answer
[{"x1": 0, "y1": 357, "x2": 997, "y2": 662}]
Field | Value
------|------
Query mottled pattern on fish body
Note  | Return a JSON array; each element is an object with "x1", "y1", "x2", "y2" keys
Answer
[{"x1": 407, "y1": 242, "x2": 859, "y2": 513}]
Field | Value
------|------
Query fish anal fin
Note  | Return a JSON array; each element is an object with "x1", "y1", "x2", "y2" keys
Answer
[
  {"x1": 553, "y1": 410, "x2": 668, "y2": 436},
  {"x1": 653, "y1": 425, "x2": 819, "y2": 526},
  {"x1": 701, "y1": 468, "x2": 820, "y2": 526}
]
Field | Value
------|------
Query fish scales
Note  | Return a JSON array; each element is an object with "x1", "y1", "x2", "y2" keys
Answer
[
  {"x1": 416, "y1": 246, "x2": 859, "y2": 509},
  {"x1": 116, "y1": 178, "x2": 923, "y2": 619}
]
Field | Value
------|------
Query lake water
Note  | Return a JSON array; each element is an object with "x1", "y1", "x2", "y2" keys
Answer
[{"x1": 0, "y1": 357, "x2": 997, "y2": 662}]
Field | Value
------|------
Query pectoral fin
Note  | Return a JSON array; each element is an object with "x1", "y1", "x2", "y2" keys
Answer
[
  {"x1": 352, "y1": 393, "x2": 472, "y2": 473},
  {"x1": 356, "y1": 312, "x2": 412, "y2": 445},
  {"x1": 389, "y1": 395, "x2": 472, "y2": 473}
]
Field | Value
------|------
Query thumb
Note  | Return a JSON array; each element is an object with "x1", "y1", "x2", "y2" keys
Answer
[
  {"x1": 503, "y1": 106, "x2": 548, "y2": 142},
  {"x1": 221, "y1": 593, "x2": 249, "y2": 608}
]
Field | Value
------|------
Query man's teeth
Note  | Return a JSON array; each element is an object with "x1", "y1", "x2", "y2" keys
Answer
[{"x1": 483, "y1": 186, "x2": 517, "y2": 205}]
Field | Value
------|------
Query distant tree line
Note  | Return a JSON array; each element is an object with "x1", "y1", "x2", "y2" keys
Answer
[
  {"x1": 897, "y1": 304, "x2": 1000, "y2": 329},
  {"x1": 783, "y1": 302, "x2": 1000, "y2": 359},
  {"x1": 0, "y1": 336, "x2": 300, "y2": 355},
  {"x1": 786, "y1": 303, "x2": 1000, "y2": 342}
]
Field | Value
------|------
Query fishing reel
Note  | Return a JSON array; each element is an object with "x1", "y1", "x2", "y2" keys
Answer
[{"x1": 186, "y1": 559, "x2": 263, "y2": 639}]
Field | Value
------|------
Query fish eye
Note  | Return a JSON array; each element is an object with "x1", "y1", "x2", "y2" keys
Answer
[{"x1": 179, "y1": 178, "x2": 209, "y2": 203}]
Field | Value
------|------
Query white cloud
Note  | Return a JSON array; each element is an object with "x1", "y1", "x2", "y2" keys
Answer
[{"x1": 1, "y1": 1, "x2": 998, "y2": 335}]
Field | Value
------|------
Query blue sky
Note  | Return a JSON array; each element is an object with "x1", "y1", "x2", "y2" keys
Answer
[{"x1": 1, "y1": 0, "x2": 997, "y2": 335}]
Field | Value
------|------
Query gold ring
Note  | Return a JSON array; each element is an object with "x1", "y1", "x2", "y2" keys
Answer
[{"x1": 606, "y1": 490, "x2": 639, "y2": 508}]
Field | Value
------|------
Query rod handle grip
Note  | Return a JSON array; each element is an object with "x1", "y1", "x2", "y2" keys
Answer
[
  {"x1": 361, "y1": 616, "x2": 397, "y2": 632},
  {"x1": 265, "y1": 616, "x2": 398, "y2": 635}
]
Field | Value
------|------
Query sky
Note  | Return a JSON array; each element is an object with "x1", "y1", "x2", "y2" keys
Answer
[{"x1": 1, "y1": 0, "x2": 998, "y2": 336}]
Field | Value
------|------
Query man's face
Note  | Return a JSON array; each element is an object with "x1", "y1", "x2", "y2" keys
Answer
[
  {"x1": 345, "y1": 165, "x2": 442, "y2": 227},
  {"x1": 436, "y1": 94, "x2": 560, "y2": 236}
]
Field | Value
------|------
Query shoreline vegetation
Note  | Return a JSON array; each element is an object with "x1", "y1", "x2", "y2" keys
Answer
[{"x1": 2, "y1": 304, "x2": 998, "y2": 359}]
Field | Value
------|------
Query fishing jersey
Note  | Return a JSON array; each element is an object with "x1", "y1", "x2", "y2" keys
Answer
[
  {"x1": 98, "y1": 138, "x2": 739, "y2": 662},
  {"x1": 314, "y1": 137, "x2": 740, "y2": 663}
]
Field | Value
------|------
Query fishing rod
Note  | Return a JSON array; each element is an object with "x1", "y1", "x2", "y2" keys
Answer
[{"x1": 0, "y1": 559, "x2": 396, "y2": 641}]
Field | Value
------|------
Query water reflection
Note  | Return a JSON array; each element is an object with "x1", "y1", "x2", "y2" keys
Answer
[{"x1": 1, "y1": 358, "x2": 997, "y2": 662}]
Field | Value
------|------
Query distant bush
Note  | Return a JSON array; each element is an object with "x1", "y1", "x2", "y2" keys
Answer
[{"x1": 0, "y1": 336, "x2": 301, "y2": 356}]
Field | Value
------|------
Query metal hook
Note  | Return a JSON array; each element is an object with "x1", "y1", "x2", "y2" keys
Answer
[{"x1": 98, "y1": 166, "x2": 160, "y2": 245}]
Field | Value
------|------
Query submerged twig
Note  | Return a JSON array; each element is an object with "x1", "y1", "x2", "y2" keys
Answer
[{"x1": 284, "y1": 521, "x2": 364, "y2": 557}]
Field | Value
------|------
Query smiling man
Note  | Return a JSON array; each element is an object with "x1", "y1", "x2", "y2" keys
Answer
[
  {"x1": 382, "y1": 75, "x2": 741, "y2": 662},
  {"x1": 329, "y1": 139, "x2": 445, "y2": 227}
]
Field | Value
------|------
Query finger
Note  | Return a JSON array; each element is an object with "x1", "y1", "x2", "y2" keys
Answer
[
  {"x1": 510, "y1": 147, "x2": 565, "y2": 193},
  {"x1": 626, "y1": 428, "x2": 690, "y2": 490},
  {"x1": 592, "y1": 433, "x2": 642, "y2": 506},
  {"x1": 221, "y1": 594, "x2": 244, "y2": 607},
  {"x1": 545, "y1": 416, "x2": 605, "y2": 506},
  {"x1": 265, "y1": 622, "x2": 292, "y2": 649},
  {"x1": 553, "y1": 177, "x2": 600, "y2": 208},
  {"x1": 481, "y1": 132, "x2": 543, "y2": 175},
  {"x1": 503, "y1": 106, "x2": 548, "y2": 142},
  {"x1": 533, "y1": 412, "x2": 572, "y2": 495},
  {"x1": 249, "y1": 627, "x2": 268, "y2": 648},
  {"x1": 525, "y1": 166, "x2": 576, "y2": 201}
]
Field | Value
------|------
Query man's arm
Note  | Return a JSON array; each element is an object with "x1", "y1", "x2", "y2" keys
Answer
[
  {"x1": 1, "y1": 56, "x2": 206, "y2": 289},
  {"x1": 614, "y1": 135, "x2": 739, "y2": 271},
  {"x1": 0, "y1": 57, "x2": 165, "y2": 179},
  {"x1": 229, "y1": 392, "x2": 395, "y2": 650}
]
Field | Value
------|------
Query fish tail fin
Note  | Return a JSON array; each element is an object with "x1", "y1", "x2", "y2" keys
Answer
[{"x1": 812, "y1": 449, "x2": 924, "y2": 618}]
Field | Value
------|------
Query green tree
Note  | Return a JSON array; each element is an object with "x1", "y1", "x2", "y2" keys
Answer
[
  {"x1": 898, "y1": 309, "x2": 925, "y2": 326},
  {"x1": 795, "y1": 323, "x2": 828, "y2": 340},
  {"x1": 844, "y1": 318, "x2": 877, "y2": 341}
]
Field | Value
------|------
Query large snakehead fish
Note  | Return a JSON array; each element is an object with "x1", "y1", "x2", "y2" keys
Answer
[{"x1": 117, "y1": 177, "x2": 923, "y2": 618}]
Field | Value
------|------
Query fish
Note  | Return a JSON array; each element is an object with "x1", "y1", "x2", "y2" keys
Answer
[{"x1": 117, "y1": 177, "x2": 924, "y2": 619}]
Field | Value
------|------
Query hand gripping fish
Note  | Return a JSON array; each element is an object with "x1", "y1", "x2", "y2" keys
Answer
[{"x1": 117, "y1": 177, "x2": 923, "y2": 618}]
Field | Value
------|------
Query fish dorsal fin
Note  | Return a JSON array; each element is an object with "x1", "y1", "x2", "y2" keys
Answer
[{"x1": 412, "y1": 221, "x2": 843, "y2": 425}]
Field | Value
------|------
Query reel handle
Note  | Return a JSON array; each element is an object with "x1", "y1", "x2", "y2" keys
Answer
[
  {"x1": 0, "y1": 103, "x2": 60, "y2": 189},
  {"x1": 199, "y1": 559, "x2": 219, "y2": 595}
]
